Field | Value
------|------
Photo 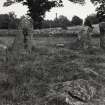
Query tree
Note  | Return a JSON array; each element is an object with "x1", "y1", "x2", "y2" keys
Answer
[
  {"x1": 42, "y1": 15, "x2": 71, "y2": 29},
  {"x1": 4, "y1": 0, "x2": 105, "y2": 27},
  {"x1": 71, "y1": 16, "x2": 83, "y2": 26},
  {"x1": 0, "y1": 13, "x2": 20, "y2": 29},
  {"x1": 57, "y1": 15, "x2": 71, "y2": 29},
  {"x1": 4, "y1": 0, "x2": 63, "y2": 29},
  {"x1": 95, "y1": 1, "x2": 105, "y2": 21},
  {"x1": 8, "y1": 12, "x2": 20, "y2": 29},
  {"x1": 41, "y1": 20, "x2": 54, "y2": 28},
  {"x1": 84, "y1": 14, "x2": 99, "y2": 25},
  {"x1": 0, "y1": 14, "x2": 9, "y2": 29}
]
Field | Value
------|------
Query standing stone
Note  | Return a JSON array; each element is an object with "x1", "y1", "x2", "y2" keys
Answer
[
  {"x1": 84, "y1": 26, "x2": 93, "y2": 49},
  {"x1": 99, "y1": 22, "x2": 105, "y2": 49},
  {"x1": 12, "y1": 16, "x2": 34, "y2": 52},
  {"x1": 78, "y1": 26, "x2": 93, "y2": 50},
  {"x1": 78, "y1": 27, "x2": 86, "y2": 49}
]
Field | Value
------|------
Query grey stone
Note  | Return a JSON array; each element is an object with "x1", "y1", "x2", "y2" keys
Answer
[
  {"x1": 12, "y1": 16, "x2": 34, "y2": 52},
  {"x1": 63, "y1": 79, "x2": 96, "y2": 102},
  {"x1": 46, "y1": 79, "x2": 96, "y2": 105}
]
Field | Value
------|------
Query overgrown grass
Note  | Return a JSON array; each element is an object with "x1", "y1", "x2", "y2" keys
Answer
[{"x1": 0, "y1": 35, "x2": 105, "y2": 105}]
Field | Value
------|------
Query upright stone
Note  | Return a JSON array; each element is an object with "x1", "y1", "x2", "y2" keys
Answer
[
  {"x1": 99, "y1": 22, "x2": 105, "y2": 49},
  {"x1": 12, "y1": 16, "x2": 34, "y2": 52},
  {"x1": 78, "y1": 26, "x2": 93, "y2": 50}
]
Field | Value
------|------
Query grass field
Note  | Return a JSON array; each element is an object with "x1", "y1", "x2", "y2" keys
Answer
[
  {"x1": 0, "y1": 24, "x2": 100, "y2": 37},
  {"x1": 0, "y1": 30, "x2": 105, "y2": 105}
]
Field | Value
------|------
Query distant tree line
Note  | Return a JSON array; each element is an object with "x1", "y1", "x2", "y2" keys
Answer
[
  {"x1": 0, "y1": 12, "x2": 20, "y2": 29},
  {"x1": 42, "y1": 15, "x2": 83, "y2": 29},
  {"x1": 0, "y1": 13, "x2": 102, "y2": 29},
  {"x1": 0, "y1": 14, "x2": 83, "y2": 29},
  {"x1": 42, "y1": 14, "x2": 103, "y2": 29}
]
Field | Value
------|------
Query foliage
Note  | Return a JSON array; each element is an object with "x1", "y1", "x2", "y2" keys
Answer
[
  {"x1": 56, "y1": 15, "x2": 71, "y2": 29},
  {"x1": 8, "y1": 12, "x2": 20, "y2": 29},
  {"x1": 42, "y1": 15, "x2": 71, "y2": 28},
  {"x1": 4, "y1": 0, "x2": 105, "y2": 27},
  {"x1": 96, "y1": 0, "x2": 105, "y2": 22},
  {"x1": 0, "y1": 13, "x2": 20, "y2": 29},
  {"x1": 68, "y1": 0, "x2": 85, "y2": 4},
  {"x1": 24, "y1": 0, "x2": 56, "y2": 29},
  {"x1": 68, "y1": 0, "x2": 104, "y2": 4},
  {"x1": 42, "y1": 15, "x2": 83, "y2": 29},
  {"x1": 0, "y1": 14, "x2": 9, "y2": 29},
  {"x1": 4, "y1": 0, "x2": 63, "y2": 29},
  {"x1": 71, "y1": 16, "x2": 83, "y2": 26},
  {"x1": 84, "y1": 14, "x2": 99, "y2": 25}
]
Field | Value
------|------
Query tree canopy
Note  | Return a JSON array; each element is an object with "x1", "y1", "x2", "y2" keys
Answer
[
  {"x1": 84, "y1": 14, "x2": 99, "y2": 25},
  {"x1": 4, "y1": 0, "x2": 63, "y2": 29},
  {"x1": 71, "y1": 16, "x2": 83, "y2": 26}
]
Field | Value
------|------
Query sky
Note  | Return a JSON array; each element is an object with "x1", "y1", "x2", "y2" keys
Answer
[{"x1": 0, "y1": 0, "x2": 96, "y2": 20}]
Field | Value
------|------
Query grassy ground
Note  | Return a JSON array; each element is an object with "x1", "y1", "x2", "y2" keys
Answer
[{"x1": 0, "y1": 35, "x2": 105, "y2": 105}]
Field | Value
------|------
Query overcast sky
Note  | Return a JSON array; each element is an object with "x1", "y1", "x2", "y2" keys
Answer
[{"x1": 0, "y1": 0, "x2": 96, "y2": 20}]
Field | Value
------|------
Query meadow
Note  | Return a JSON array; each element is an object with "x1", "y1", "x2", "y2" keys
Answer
[{"x1": 0, "y1": 26, "x2": 104, "y2": 105}]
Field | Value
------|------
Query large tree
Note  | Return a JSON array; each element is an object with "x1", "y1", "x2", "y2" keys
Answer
[{"x1": 4, "y1": 0, "x2": 63, "y2": 29}]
